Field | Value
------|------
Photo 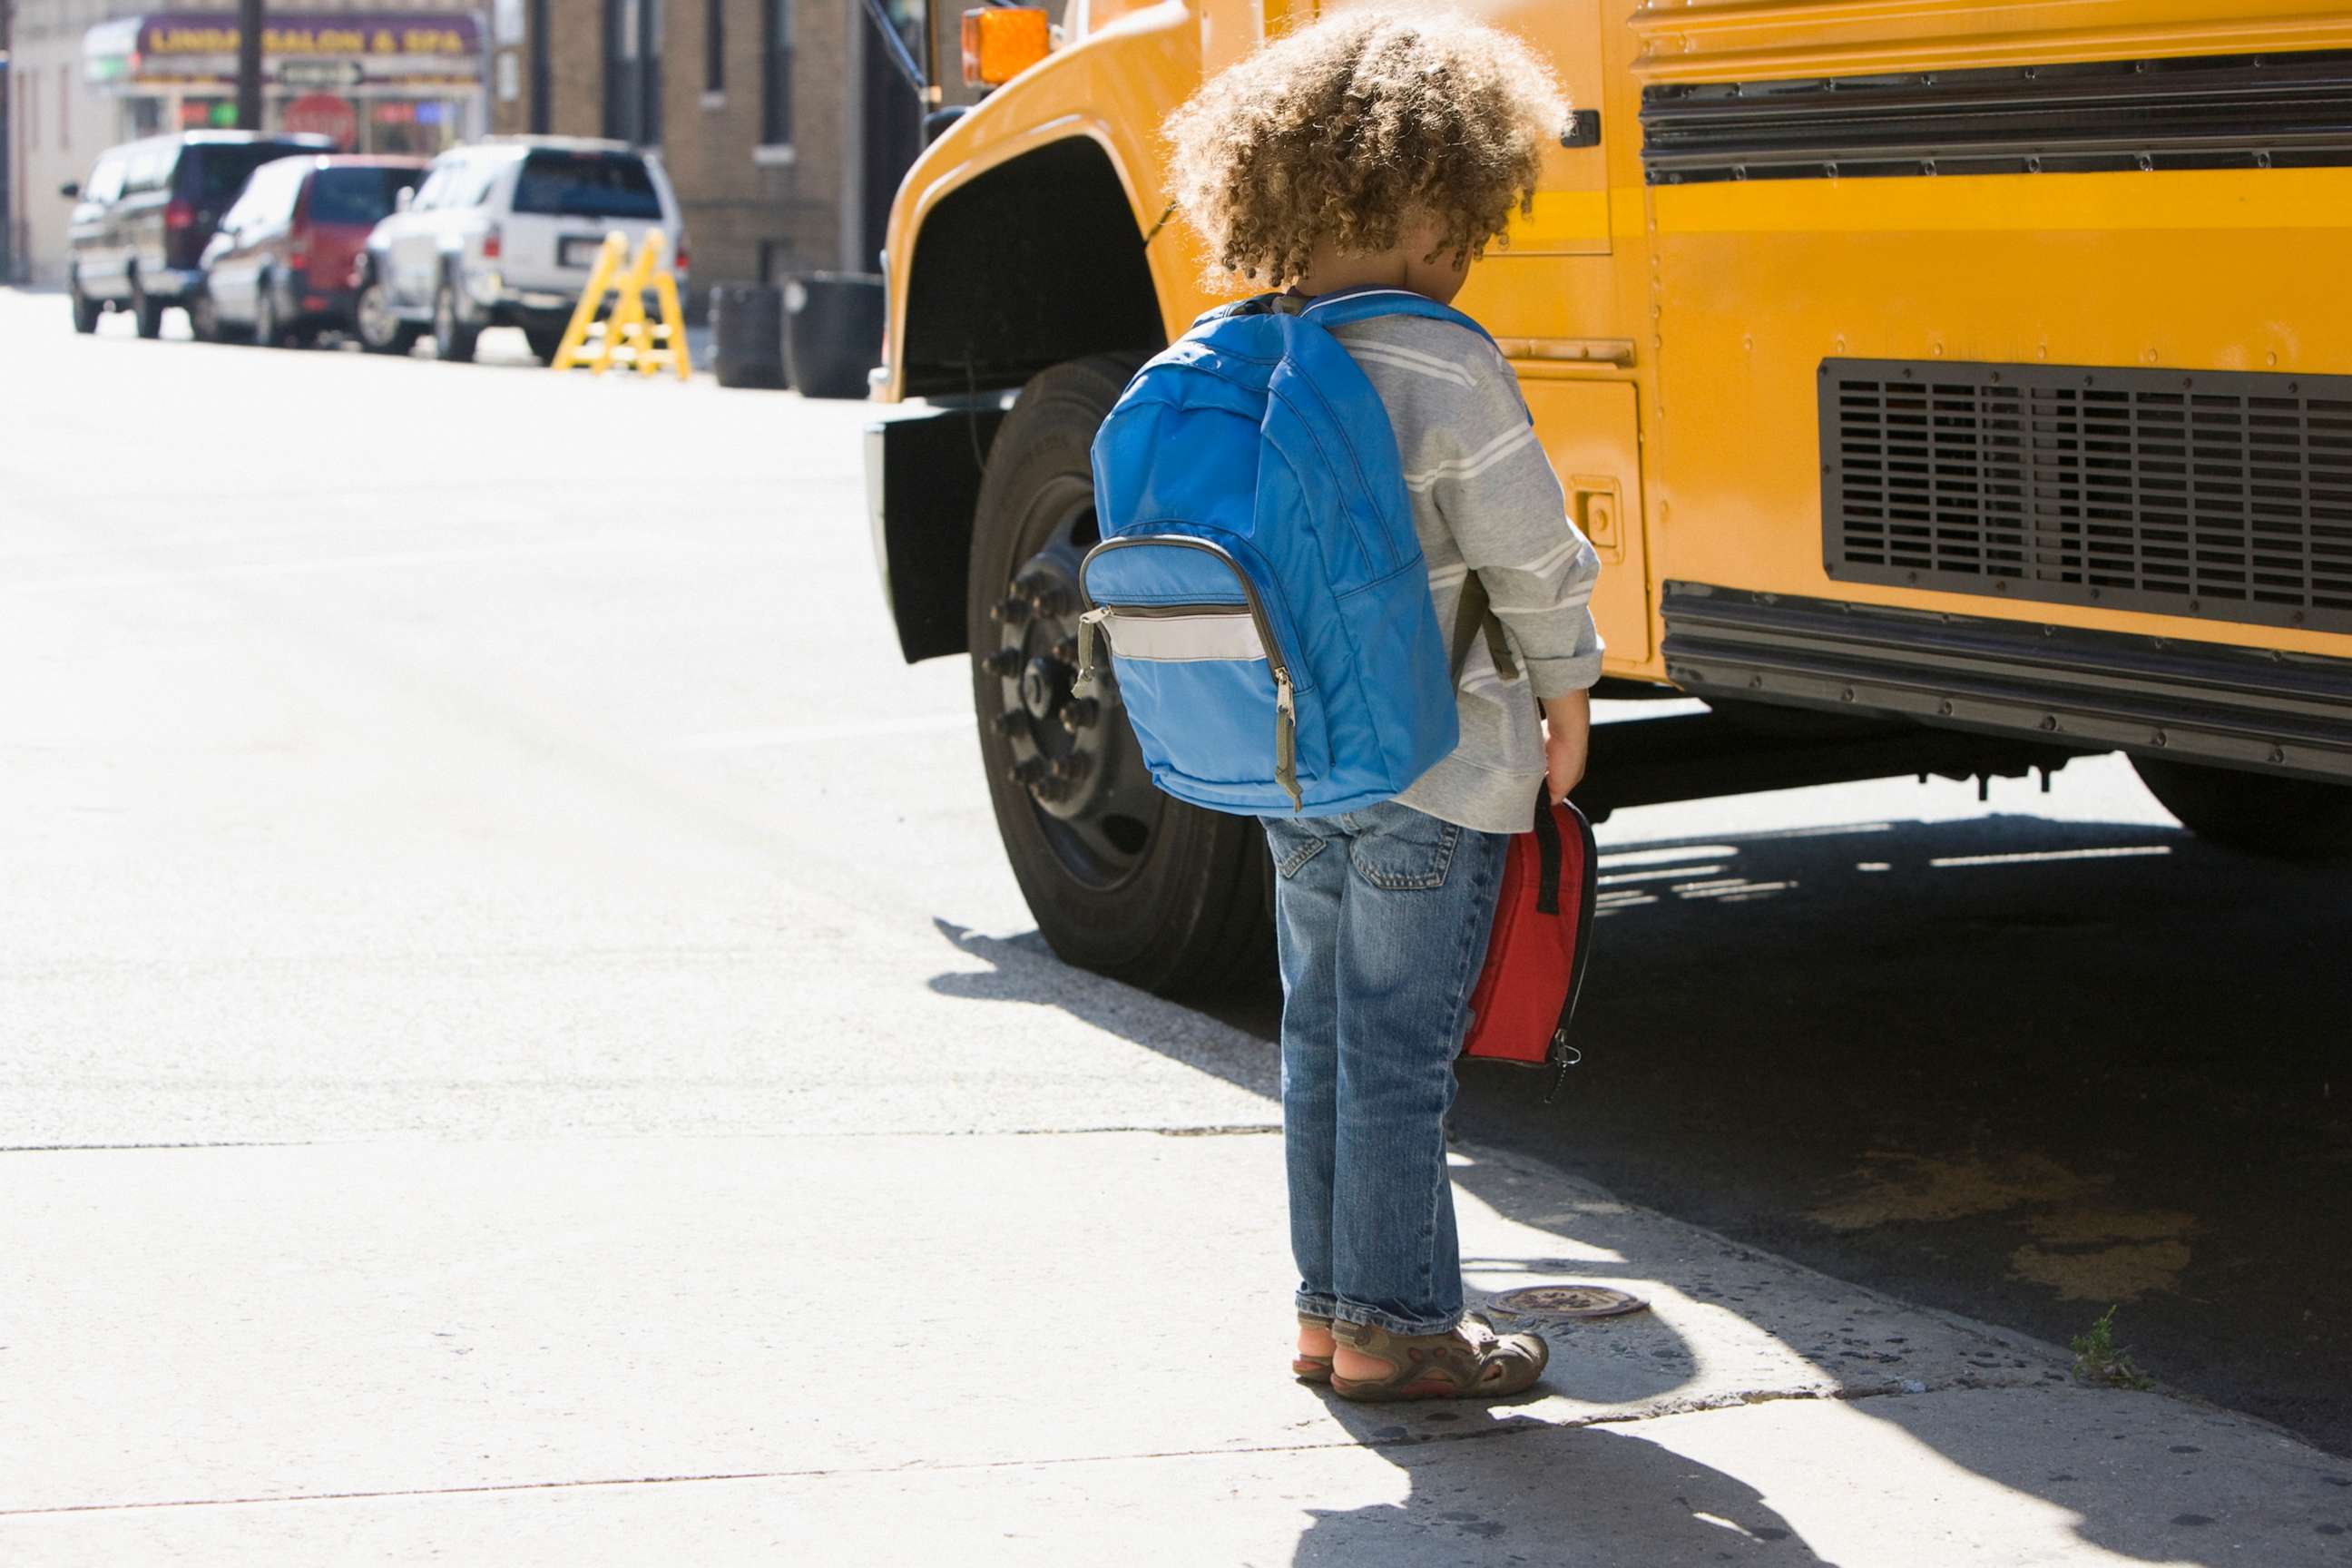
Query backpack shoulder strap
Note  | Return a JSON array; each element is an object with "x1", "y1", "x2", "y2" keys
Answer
[{"x1": 1296, "y1": 286, "x2": 1498, "y2": 348}]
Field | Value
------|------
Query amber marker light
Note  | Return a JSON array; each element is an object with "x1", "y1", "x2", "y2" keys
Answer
[{"x1": 961, "y1": 7, "x2": 1052, "y2": 89}]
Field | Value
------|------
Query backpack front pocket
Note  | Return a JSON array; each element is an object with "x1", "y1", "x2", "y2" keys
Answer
[{"x1": 1078, "y1": 538, "x2": 1328, "y2": 811}]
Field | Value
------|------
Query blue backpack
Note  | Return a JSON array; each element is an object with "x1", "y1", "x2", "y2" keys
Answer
[{"x1": 1077, "y1": 288, "x2": 1496, "y2": 816}]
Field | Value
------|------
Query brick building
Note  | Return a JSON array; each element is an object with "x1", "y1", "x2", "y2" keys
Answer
[{"x1": 489, "y1": 0, "x2": 925, "y2": 295}]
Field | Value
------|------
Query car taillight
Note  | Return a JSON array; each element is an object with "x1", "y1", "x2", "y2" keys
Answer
[
  {"x1": 164, "y1": 201, "x2": 195, "y2": 231},
  {"x1": 481, "y1": 225, "x2": 502, "y2": 261},
  {"x1": 289, "y1": 235, "x2": 312, "y2": 272},
  {"x1": 673, "y1": 240, "x2": 690, "y2": 278}
]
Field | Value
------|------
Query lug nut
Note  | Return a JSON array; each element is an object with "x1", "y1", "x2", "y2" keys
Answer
[
  {"x1": 1052, "y1": 754, "x2": 1092, "y2": 782},
  {"x1": 1060, "y1": 698, "x2": 1100, "y2": 731},
  {"x1": 992, "y1": 710, "x2": 1024, "y2": 736},
  {"x1": 991, "y1": 596, "x2": 1031, "y2": 625},
  {"x1": 984, "y1": 647, "x2": 1024, "y2": 677},
  {"x1": 1006, "y1": 757, "x2": 1049, "y2": 786}
]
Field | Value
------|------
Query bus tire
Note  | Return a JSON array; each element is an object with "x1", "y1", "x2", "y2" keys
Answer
[
  {"x1": 966, "y1": 353, "x2": 1274, "y2": 997},
  {"x1": 2132, "y1": 755, "x2": 2352, "y2": 861}
]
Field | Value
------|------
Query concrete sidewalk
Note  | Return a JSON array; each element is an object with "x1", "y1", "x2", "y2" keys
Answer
[{"x1": 6, "y1": 1121, "x2": 2346, "y2": 1564}]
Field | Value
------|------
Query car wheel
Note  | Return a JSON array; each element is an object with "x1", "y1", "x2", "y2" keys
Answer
[
  {"x1": 70, "y1": 274, "x2": 101, "y2": 335},
  {"x1": 433, "y1": 279, "x2": 480, "y2": 364},
  {"x1": 2132, "y1": 755, "x2": 2352, "y2": 861},
  {"x1": 189, "y1": 286, "x2": 222, "y2": 344},
  {"x1": 251, "y1": 281, "x2": 283, "y2": 348},
  {"x1": 130, "y1": 274, "x2": 164, "y2": 340},
  {"x1": 524, "y1": 325, "x2": 566, "y2": 365},
  {"x1": 966, "y1": 354, "x2": 1275, "y2": 997},
  {"x1": 355, "y1": 278, "x2": 422, "y2": 356}
]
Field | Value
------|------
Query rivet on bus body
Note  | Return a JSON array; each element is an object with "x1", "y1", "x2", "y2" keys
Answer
[{"x1": 2267, "y1": 352, "x2": 2278, "y2": 367}]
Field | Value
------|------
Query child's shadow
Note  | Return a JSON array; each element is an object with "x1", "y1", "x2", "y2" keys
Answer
[{"x1": 1295, "y1": 1395, "x2": 1833, "y2": 1565}]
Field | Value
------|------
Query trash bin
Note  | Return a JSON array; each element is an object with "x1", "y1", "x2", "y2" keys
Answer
[
  {"x1": 710, "y1": 282, "x2": 788, "y2": 390},
  {"x1": 784, "y1": 272, "x2": 885, "y2": 400}
]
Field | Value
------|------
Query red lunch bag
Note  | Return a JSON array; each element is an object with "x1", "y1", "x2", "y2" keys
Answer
[{"x1": 1461, "y1": 791, "x2": 1599, "y2": 1102}]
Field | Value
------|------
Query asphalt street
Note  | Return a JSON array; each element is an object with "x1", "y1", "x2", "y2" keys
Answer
[{"x1": 5, "y1": 289, "x2": 2349, "y2": 1559}]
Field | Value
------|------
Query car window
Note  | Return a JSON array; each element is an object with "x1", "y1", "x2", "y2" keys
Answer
[
  {"x1": 511, "y1": 152, "x2": 663, "y2": 220},
  {"x1": 123, "y1": 143, "x2": 173, "y2": 194},
  {"x1": 85, "y1": 157, "x2": 128, "y2": 204},
  {"x1": 309, "y1": 167, "x2": 419, "y2": 226},
  {"x1": 191, "y1": 144, "x2": 314, "y2": 206},
  {"x1": 462, "y1": 158, "x2": 510, "y2": 207},
  {"x1": 267, "y1": 163, "x2": 309, "y2": 221},
  {"x1": 412, "y1": 159, "x2": 468, "y2": 211}
]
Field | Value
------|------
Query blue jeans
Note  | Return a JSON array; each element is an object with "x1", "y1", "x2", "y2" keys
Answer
[{"x1": 1261, "y1": 800, "x2": 1509, "y2": 1336}]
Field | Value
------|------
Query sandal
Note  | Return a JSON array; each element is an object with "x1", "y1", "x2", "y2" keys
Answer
[
  {"x1": 1294, "y1": 1312, "x2": 1335, "y2": 1382},
  {"x1": 1328, "y1": 1312, "x2": 1549, "y2": 1402}
]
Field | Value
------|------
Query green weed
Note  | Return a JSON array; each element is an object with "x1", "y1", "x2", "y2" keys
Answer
[{"x1": 2070, "y1": 1305, "x2": 2153, "y2": 1390}]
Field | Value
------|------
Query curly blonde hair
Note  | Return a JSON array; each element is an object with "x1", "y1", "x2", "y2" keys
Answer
[{"x1": 1163, "y1": 11, "x2": 1568, "y2": 289}]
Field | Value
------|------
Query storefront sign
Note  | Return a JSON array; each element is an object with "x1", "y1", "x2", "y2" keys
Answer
[
  {"x1": 85, "y1": 13, "x2": 484, "y2": 88},
  {"x1": 134, "y1": 15, "x2": 481, "y2": 58}
]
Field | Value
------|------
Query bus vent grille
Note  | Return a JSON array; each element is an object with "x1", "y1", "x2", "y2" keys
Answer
[{"x1": 1823, "y1": 359, "x2": 2352, "y2": 633}]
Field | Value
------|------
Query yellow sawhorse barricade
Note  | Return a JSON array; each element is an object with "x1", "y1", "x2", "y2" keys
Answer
[{"x1": 551, "y1": 230, "x2": 692, "y2": 379}]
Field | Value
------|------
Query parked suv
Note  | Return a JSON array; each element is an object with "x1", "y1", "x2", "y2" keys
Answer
[
  {"x1": 193, "y1": 155, "x2": 426, "y2": 348},
  {"x1": 354, "y1": 137, "x2": 688, "y2": 363},
  {"x1": 64, "y1": 131, "x2": 330, "y2": 338}
]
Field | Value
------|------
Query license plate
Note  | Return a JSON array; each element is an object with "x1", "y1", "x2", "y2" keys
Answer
[{"x1": 559, "y1": 236, "x2": 607, "y2": 268}]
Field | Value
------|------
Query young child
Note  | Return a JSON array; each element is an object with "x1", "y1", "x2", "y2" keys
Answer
[{"x1": 1162, "y1": 13, "x2": 1603, "y2": 1400}]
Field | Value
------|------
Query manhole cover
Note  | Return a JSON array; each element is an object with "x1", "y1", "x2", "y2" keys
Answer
[{"x1": 1488, "y1": 1285, "x2": 1651, "y2": 1319}]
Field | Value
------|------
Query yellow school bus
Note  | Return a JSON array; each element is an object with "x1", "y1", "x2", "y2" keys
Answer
[{"x1": 864, "y1": 0, "x2": 2352, "y2": 993}]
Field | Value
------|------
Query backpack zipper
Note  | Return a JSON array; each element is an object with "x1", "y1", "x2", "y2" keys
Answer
[{"x1": 1076, "y1": 536, "x2": 1304, "y2": 811}]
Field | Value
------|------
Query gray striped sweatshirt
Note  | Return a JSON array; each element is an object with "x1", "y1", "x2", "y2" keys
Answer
[{"x1": 1331, "y1": 313, "x2": 1605, "y2": 835}]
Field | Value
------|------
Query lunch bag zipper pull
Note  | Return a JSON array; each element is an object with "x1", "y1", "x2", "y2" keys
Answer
[
  {"x1": 1275, "y1": 669, "x2": 1301, "y2": 812},
  {"x1": 1073, "y1": 608, "x2": 1109, "y2": 694}
]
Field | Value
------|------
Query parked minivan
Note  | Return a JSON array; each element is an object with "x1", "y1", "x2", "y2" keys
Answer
[
  {"x1": 64, "y1": 131, "x2": 331, "y2": 338},
  {"x1": 355, "y1": 137, "x2": 687, "y2": 363},
  {"x1": 194, "y1": 155, "x2": 427, "y2": 347}
]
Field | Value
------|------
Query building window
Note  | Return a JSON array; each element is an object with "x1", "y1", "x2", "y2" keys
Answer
[
  {"x1": 705, "y1": 0, "x2": 725, "y2": 93},
  {"x1": 763, "y1": 0, "x2": 794, "y2": 146},
  {"x1": 604, "y1": 0, "x2": 663, "y2": 144}
]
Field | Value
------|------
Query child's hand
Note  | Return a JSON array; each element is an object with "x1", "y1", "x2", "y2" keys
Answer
[{"x1": 1541, "y1": 691, "x2": 1592, "y2": 802}]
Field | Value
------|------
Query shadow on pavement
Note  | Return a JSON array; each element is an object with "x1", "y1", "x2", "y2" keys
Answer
[
  {"x1": 926, "y1": 808, "x2": 2352, "y2": 1563},
  {"x1": 1294, "y1": 1400, "x2": 1831, "y2": 1565}
]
